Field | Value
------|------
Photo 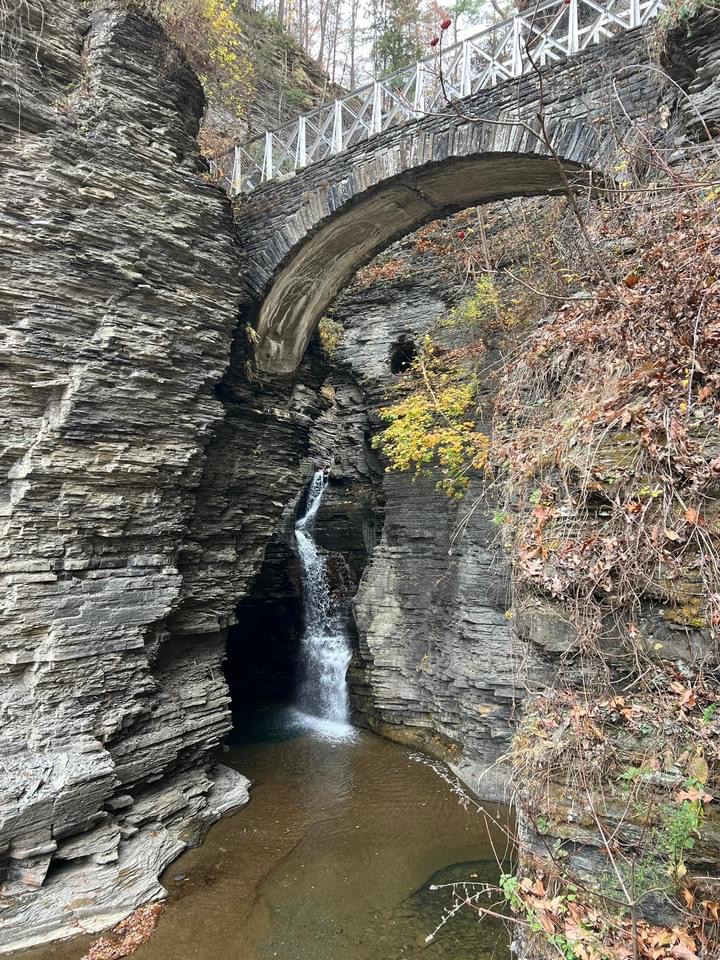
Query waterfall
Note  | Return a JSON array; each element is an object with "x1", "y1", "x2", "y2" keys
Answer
[{"x1": 294, "y1": 469, "x2": 352, "y2": 727}]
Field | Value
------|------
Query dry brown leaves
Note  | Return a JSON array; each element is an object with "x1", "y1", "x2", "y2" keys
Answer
[
  {"x1": 353, "y1": 257, "x2": 406, "y2": 289},
  {"x1": 515, "y1": 870, "x2": 718, "y2": 960},
  {"x1": 493, "y1": 209, "x2": 720, "y2": 637},
  {"x1": 80, "y1": 903, "x2": 164, "y2": 960},
  {"x1": 496, "y1": 212, "x2": 720, "y2": 479},
  {"x1": 517, "y1": 680, "x2": 720, "y2": 786}
]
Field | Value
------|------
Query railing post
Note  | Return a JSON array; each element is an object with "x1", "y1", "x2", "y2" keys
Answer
[
  {"x1": 568, "y1": 0, "x2": 579, "y2": 53},
  {"x1": 371, "y1": 81, "x2": 383, "y2": 135},
  {"x1": 461, "y1": 39, "x2": 472, "y2": 97},
  {"x1": 413, "y1": 61, "x2": 426, "y2": 114},
  {"x1": 511, "y1": 17, "x2": 523, "y2": 77},
  {"x1": 295, "y1": 115, "x2": 307, "y2": 169},
  {"x1": 262, "y1": 131, "x2": 273, "y2": 181},
  {"x1": 332, "y1": 99, "x2": 343, "y2": 154},
  {"x1": 629, "y1": 0, "x2": 641, "y2": 27},
  {"x1": 231, "y1": 145, "x2": 241, "y2": 196}
]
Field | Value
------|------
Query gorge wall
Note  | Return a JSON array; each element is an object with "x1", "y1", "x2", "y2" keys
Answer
[
  {"x1": 1, "y1": 1, "x2": 720, "y2": 954},
  {"x1": 314, "y1": 223, "x2": 550, "y2": 798},
  {"x1": 0, "y1": 1, "x2": 314, "y2": 947},
  {"x1": 0, "y1": 4, "x2": 357, "y2": 949}
]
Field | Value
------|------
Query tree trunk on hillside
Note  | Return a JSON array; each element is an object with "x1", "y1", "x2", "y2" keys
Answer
[
  {"x1": 318, "y1": 0, "x2": 329, "y2": 69},
  {"x1": 331, "y1": 0, "x2": 340, "y2": 81},
  {"x1": 349, "y1": 0, "x2": 358, "y2": 86}
]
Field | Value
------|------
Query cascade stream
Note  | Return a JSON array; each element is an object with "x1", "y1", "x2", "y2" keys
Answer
[{"x1": 294, "y1": 469, "x2": 352, "y2": 726}]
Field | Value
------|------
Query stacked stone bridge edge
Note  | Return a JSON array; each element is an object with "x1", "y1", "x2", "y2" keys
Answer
[{"x1": 234, "y1": 22, "x2": 668, "y2": 376}]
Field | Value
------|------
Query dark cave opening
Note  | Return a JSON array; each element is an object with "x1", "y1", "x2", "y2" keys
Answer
[
  {"x1": 389, "y1": 335, "x2": 416, "y2": 374},
  {"x1": 222, "y1": 475, "x2": 383, "y2": 728},
  {"x1": 224, "y1": 536, "x2": 305, "y2": 719}
]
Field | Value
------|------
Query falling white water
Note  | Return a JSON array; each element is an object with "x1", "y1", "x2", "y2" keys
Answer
[{"x1": 294, "y1": 469, "x2": 352, "y2": 730}]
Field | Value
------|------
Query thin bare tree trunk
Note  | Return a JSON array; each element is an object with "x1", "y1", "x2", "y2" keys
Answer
[
  {"x1": 331, "y1": 0, "x2": 340, "y2": 82},
  {"x1": 318, "y1": 0, "x2": 329, "y2": 70},
  {"x1": 349, "y1": 0, "x2": 358, "y2": 86}
]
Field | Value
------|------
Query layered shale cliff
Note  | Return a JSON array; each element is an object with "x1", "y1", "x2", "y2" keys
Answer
[
  {"x1": 0, "y1": 1, "x2": 356, "y2": 947},
  {"x1": 0, "y1": 1, "x2": 242, "y2": 945},
  {"x1": 317, "y1": 217, "x2": 552, "y2": 797},
  {"x1": 0, "y1": 2, "x2": 323, "y2": 948}
]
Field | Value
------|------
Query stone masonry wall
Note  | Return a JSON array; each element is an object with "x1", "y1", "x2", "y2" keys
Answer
[{"x1": 233, "y1": 23, "x2": 667, "y2": 374}]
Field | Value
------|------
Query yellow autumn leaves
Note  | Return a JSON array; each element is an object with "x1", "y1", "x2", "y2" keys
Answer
[
  {"x1": 143, "y1": 0, "x2": 254, "y2": 115},
  {"x1": 374, "y1": 337, "x2": 489, "y2": 497}
]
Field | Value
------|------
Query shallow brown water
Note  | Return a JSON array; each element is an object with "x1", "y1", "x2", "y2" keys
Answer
[{"x1": 17, "y1": 708, "x2": 512, "y2": 960}]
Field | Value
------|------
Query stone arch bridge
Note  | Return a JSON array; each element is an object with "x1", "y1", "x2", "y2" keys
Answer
[{"x1": 231, "y1": 3, "x2": 667, "y2": 374}]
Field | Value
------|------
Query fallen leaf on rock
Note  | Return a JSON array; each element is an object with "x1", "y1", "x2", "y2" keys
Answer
[
  {"x1": 675, "y1": 786, "x2": 712, "y2": 804},
  {"x1": 687, "y1": 754, "x2": 708, "y2": 784},
  {"x1": 670, "y1": 947, "x2": 698, "y2": 960},
  {"x1": 702, "y1": 900, "x2": 720, "y2": 920}
]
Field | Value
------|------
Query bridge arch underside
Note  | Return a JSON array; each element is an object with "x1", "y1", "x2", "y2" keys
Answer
[{"x1": 249, "y1": 150, "x2": 592, "y2": 374}]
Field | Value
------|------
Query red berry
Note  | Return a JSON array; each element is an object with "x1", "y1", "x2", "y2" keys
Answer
[
  {"x1": 430, "y1": 35, "x2": 440, "y2": 46},
  {"x1": 441, "y1": 16, "x2": 452, "y2": 29},
  {"x1": 457, "y1": 230, "x2": 465, "y2": 239}
]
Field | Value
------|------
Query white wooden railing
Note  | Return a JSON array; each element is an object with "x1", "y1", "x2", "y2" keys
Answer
[{"x1": 216, "y1": 0, "x2": 663, "y2": 196}]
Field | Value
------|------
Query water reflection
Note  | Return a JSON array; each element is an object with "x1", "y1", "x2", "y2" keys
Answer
[{"x1": 144, "y1": 708, "x2": 513, "y2": 960}]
